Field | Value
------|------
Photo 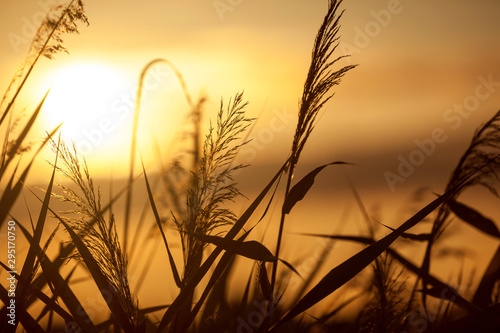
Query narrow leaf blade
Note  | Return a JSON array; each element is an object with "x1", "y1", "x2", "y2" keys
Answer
[
  {"x1": 15, "y1": 222, "x2": 98, "y2": 332},
  {"x1": 473, "y1": 244, "x2": 500, "y2": 308},
  {"x1": 57, "y1": 217, "x2": 135, "y2": 333},
  {"x1": 283, "y1": 161, "x2": 350, "y2": 214},
  {"x1": 448, "y1": 199, "x2": 500, "y2": 238},
  {"x1": 273, "y1": 188, "x2": 456, "y2": 330},
  {"x1": 157, "y1": 161, "x2": 288, "y2": 331},
  {"x1": 187, "y1": 232, "x2": 276, "y2": 262},
  {"x1": 300, "y1": 233, "x2": 485, "y2": 315},
  {"x1": 142, "y1": 160, "x2": 182, "y2": 288},
  {"x1": 0, "y1": 90, "x2": 49, "y2": 175}
]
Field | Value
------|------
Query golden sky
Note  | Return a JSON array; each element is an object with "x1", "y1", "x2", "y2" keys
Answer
[
  {"x1": 2, "y1": 1, "x2": 500, "y2": 320},
  {"x1": 1, "y1": 0, "x2": 500, "y2": 188}
]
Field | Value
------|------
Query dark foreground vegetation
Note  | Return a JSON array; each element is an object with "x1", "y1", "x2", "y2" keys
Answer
[{"x1": 1, "y1": 1, "x2": 500, "y2": 332}]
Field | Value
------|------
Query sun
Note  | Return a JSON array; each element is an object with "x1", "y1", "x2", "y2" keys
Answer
[{"x1": 42, "y1": 62, "x2": 133, "y2": 155}]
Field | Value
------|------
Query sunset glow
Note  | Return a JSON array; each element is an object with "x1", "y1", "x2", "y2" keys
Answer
[
  {"x1": 42, "y1": 62, "x2": 132, "y2": 155},
  {"x1": 1, "y1": 1, "x2": 500, "y2": 332}
]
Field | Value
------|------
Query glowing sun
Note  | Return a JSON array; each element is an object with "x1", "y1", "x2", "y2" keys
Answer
[{"x1": 42, "y1": 62, "x2": 132, "y2": 154}]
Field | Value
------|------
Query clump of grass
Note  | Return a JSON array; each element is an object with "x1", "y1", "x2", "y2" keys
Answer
[
  {"x1": 51, "y1": 141, "x2": 138, "y2": 325},
  {"x1": 357, "y1": 254, "x2": 409, "y2": 333},
  {"x1": 420, "y1": 110, "x2": 500, "y2": 309},
  {"x1": 169, "y1": 92, "x2": 252, "y2": 330},
  {"x1": 178, "y1": 92, "x2": 252, "y2": 265}
]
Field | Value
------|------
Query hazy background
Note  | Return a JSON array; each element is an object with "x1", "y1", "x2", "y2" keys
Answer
[{"x1": 2, "y1": 0, "x2": 500, "y2": 321}]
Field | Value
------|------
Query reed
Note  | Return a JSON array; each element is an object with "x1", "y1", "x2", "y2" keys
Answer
[{"x1": 1, "y1": 0, "x2": 499, "y2": 332}]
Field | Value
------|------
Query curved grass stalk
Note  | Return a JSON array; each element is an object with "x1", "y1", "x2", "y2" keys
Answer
[{"x1": 123, "y1": 58, "x2": 195, "y2": 254}]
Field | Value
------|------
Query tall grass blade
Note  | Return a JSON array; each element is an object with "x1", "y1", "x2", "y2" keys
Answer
[
  {"x1": 0, "y1": 90, "x2": 49, "y2": 177},
  {"x1": 124, "y1": 58, "x2": 194, "y2": 253},
  {"x1": 448, "y1": 199, "x2": 500, "y2": 238},
  {"x1": 139, "y1": 304, "x2": 170, "y2": 315},
  {"x1": 186, "y1": 232, "x2": 276, "y2": 262},
  {"x1": 473, "y1": 245, "x2": 500, "y2": 308},
  {"x1": 0, "y1": 125, "x2": 61, "y2": 228},
  {"x1": 0, "y1": 162, "x2": 21, "y2": 225},
  {"x1": 141, "y1": 159, "x2": 182, "y2": 288},
  {"x1": 133, "y1": 237, "x2": 161, "y2": 295},
  {"x1": 257, "y1": 168, "x2": 284, "y2": 223},
  {"x1": 239, "y1": 262, "x2": 257, "y2": 312},
  {"x1": 379, "y1": 223, "x2": 432, "y2": 241},
  {"x1": 57, "y1": 216, "x2": 135, "y2": 333},
  {"x1": 272, "y1": 185, "x2": 465, "y2": 329},
  {"x1": 347, "y1": 176, "x2": 374, "y2": 237},
  {"x1": 13, "y1": 138, "x2": 59, "y2": 332},
  {"x1": 259, "y1": 262, "x2": 273, "y2": 301},
  {"x1": 15, "y1": 222, "x2": 97, "y2": 331}
]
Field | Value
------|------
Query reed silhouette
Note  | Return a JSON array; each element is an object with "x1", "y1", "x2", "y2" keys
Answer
[{"x1": 1, "y1": 1, "x2": 499, "y2": 332}]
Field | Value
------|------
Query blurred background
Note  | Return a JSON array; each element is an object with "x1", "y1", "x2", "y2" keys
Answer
[{"x1": 1, "y1": 0, "x2": 500, "y2": 322}]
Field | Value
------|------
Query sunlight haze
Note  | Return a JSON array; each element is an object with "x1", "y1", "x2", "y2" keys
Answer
[
  {"x1": 2, "y1": 1, "x2": 500, "y2": 332},
  {"x1": 1, "y1": 1, "x2": 500, "y2": 181}
]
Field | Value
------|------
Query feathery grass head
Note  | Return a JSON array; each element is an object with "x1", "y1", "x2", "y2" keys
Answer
[
  {"x1": 0, "y1": 0, "x2": 89, "y2": 131},
  {"x1": 419, "y1": 110, "x2": 500, "y2": 316},
  {"x1": 433, "y1": 110, "x2": 500, "y2": 239},
  {"x1": 358, "y1": 254, "x2": 409, "y2": 333},
  {"x1": 175, "y1": 92, "x2": 252, "y2": 262},
  {"x1": 270, "y1": 0, "x2": 356, "y2": 303},
  {"x1": 31, "y1": 0, "x2": 89, "y2": 60},
  {"x1": 290, "y1": 0, "x2": 356, "y2": 175},
  {"x1": 51, "y1": 140, "x2": 138, "y2": 324},
  {"x1": 445, "y1": 110, "x2": 500, "y2": 196}
]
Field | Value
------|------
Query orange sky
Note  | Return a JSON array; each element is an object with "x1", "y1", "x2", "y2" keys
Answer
[
  {"x1": 2, "y1": 1, "x2": 500, "y2": 319},
  {"x1": 1, "y1": 0, "x2": 500, "y2": 189}
]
